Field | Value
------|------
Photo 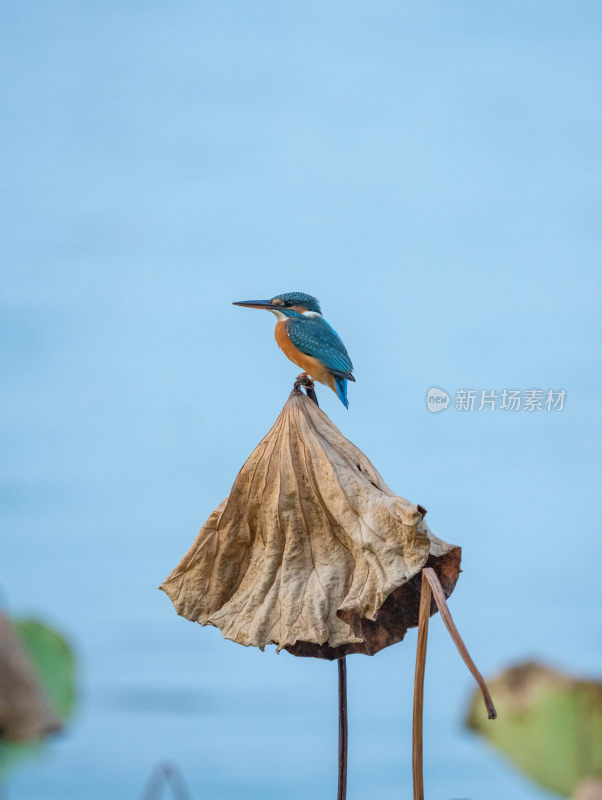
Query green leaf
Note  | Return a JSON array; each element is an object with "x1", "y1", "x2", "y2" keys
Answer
[
  {"x1": 0, "y1": 618, "x2": 76, "y2": 777},
  {"x1": 466, "y1": 661, "x2": 602, "y2": 797},
  {"x1": 12, "y1": 619, "x2": 76, "y2": 720}
]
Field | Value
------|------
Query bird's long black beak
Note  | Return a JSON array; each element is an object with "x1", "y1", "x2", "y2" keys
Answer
[{"x1": 232, "y1": 299, "x2": 277, "y2": 310}]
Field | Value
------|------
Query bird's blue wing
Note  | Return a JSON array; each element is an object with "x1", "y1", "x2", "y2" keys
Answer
[{"x1": 286, "y1": 316, "x2": 354, "y2": 380}]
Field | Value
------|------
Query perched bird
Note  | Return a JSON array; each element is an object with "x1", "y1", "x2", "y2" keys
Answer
[{"x1": 233, "y1": 291, "x2": 355, "y2": 408}]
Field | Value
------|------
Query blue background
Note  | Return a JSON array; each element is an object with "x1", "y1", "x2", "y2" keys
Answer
[{"x1": 2, "y1": 2, "x2": 600, "y2": 798}]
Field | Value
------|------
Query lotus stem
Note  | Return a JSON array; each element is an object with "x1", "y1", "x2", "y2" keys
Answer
[
  {"x1": 412, "y1": 570, "x2": 432, "y2": 800},
  {"x1": 422, "y1": 567, "x2": 497, "y2": 720},
  {"x1": 337, "y1": 657, "x2": 348, "y2": 800}
]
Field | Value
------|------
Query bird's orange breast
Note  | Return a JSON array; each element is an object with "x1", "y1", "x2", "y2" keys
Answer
[{"x1": 274, "y1": 320, "x2": 335, "y2": 390}]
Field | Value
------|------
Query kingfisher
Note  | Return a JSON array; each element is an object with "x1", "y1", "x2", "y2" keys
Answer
[{"x1": 233, "y1": 291, "x2": 355, "y2": 408}]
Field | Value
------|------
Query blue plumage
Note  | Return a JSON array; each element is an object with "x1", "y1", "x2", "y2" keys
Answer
[
  {"x1": 272, "y1": 291, "x2": 322, "y2": 314},
  {"x1": 333, "y1": 376, "x2": 349, "y2": 409},
  {"x1": 286, "y1": 315, "x2": 354, "y2": 380}
]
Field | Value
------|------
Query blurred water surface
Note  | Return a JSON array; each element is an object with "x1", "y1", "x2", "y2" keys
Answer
[{"x1": 1, "y1": 2, "x2": 600, "y2": 799}]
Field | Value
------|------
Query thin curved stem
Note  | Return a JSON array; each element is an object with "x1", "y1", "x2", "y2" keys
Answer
[
  {"x1": 422, "y1": 567, "x2": 497, "y2": 720},
  {"x1": 412, "y1": 568, "x2": 497, "y2": 800},
  {"x1": 140, "y1": 762, "x2": 191, "y2": 800}
]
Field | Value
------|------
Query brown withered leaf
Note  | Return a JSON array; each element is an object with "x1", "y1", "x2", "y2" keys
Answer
[{"x1": 160, "y1": 389, "x2": 461, "y2": 659}]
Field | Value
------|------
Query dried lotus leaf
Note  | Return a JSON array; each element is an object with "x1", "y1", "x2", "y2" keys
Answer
[{"x1": 161, "y1": 390, "x2": 461, "y2": 659}]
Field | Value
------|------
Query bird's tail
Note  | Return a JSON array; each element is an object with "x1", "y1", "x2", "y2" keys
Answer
[{"x1": 334, "y1": 376, "x2": 349, "y2": 409}]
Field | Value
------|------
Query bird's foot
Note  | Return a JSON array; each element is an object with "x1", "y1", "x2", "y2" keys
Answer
[{"x1": 293, "y1": 373, "x2": 319, "y2": 407}]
